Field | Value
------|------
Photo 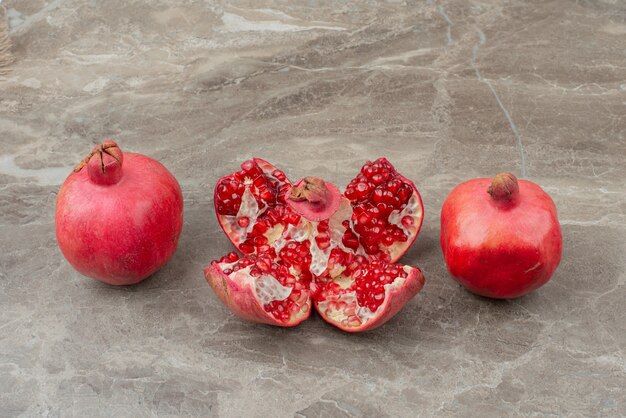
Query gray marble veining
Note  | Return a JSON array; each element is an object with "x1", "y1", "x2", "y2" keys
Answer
[{"x1": 1, "y1": 0, "x2": 625, "y2": 416}]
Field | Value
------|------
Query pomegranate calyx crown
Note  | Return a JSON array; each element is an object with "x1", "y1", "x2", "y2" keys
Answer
[
  {"x1": 74, "y1": 140, "x2": 122, "y2": 172},
  {"x1": 487, "y1": 172, "x2": 519, "y2": 203},
  {"x1": 286, "y1": 176, "x2": 342, "y2": 221},
  {"x1": 75, "y1": 140, "x2": 124, "y2": 185},
  {"x1": 288, "y1": 176, "x2": 329, "y2": 204}
]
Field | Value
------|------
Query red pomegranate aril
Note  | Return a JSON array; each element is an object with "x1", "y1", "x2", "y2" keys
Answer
[
  {"x1": 371, "y1": 173, "x2": 388, "y2": 185},
  {"x1": 375, "y1": 202, "x2": 388, "y2": 215},
  {"x1": 253, "y1": 236, "x2": 268, "y2": 245},
  {"x1": 364, "y1": 244, "x2": 379, "y2": 255},
  {"x1": 285, "y1": 212, "x2": 300, "y2": 225},
  {"x1": 387, "y1": 179, "x2": 400, "y2": 193},
  {"x1": 257, "y1": 244, "x2": 270, "y2": 253},
  {"x1": 317, "y1": 221, "x2": 329, "y2": 233},
  {"x1": 252, "y1": 175, "x2": 264, "y2": 187},
  {"x1": 260, "y1": 190, "x2": 274, "y2": 202},
  {"x1": 297, "y1": 243, "x2": 310, "y2": 256},
  {"x1": 256, "y1": 260, "x2": 270, "y2": 272},
  {"x1": 251, "y1": 222, "x2": 269, "y2": 235},
  {"x1": 342, "y1": 231, "x2": 359, "y2": 250},
  {"x1": 317, "y1": 240, "x2": 331, "y2": 250},
  {"x1": 240, "y1": 242, "x2": 255, "y2": 254},
  {"x1": 241, "y1": 160, "x2": 256, "y2": 173},
  {"x1": 328, "y1": 249, "x2": 344, "y2": 264},
  {"x1": 356, "y1": 182, "x2": 370, "y2": 196},
  {"x1": 218, "y1": 186, "x2": 230, "y2": 199},
  {"x1": 397, "y1": 187, "x2": 410, "y2": 204},
  {"x1": 238, "y1": 217, "x2": 250, "y2": 228},
  {"x1": 272, "y1": 169, "x2": 286, "y2": 181}
]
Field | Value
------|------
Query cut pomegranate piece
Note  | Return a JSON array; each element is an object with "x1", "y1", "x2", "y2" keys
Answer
[
  {"x1": 204, "y1": 251, "x2": 311, "y2": 326},
  {"x1": 314, "y1": 250, "x2": 425, "y2": 332},
  {"x1": 205, "y1": 158, "x2": 425, "y2": 331}
]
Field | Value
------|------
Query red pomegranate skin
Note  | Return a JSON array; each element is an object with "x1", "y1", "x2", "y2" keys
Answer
[
  {"x1": 56, "y1": 142, "x2": 183, "y2": 285},
  {"x1": 440, "y1": 174, "x2": 562, "y2": 299}
]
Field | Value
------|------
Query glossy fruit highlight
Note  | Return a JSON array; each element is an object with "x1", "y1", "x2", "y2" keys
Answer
[
  {"x1": 440, "y1": 173, "x2": 562, "y2": 298},
  {"x1": 205, "y1": 158, "x2": 425, "y2": 331},
  {"x1": 56, "y1": 140, "x2": 183, "y2": 285}
]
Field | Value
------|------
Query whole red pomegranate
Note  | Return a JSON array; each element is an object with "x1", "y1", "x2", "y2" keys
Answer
[
  {"x1": 205, "y1": 158, "x2": 425, "y2": 332},
  {"x1": 56, "y1": 141, "x2": 183, "y2": 285},
  {"x1": 440, "y1": 173, "x2": 562, "y2": 299}
]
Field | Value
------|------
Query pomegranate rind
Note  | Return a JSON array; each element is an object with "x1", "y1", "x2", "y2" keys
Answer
[
  {"x1": 314, "y1": 266, "x2": 425, "y2": 332},
  {"x1": 203, "y1": 263, "x2": 311, "y2": 327}
]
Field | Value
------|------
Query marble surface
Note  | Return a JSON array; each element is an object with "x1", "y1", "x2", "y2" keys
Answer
[{"x1": 1, "y1": 0, "x2": 625, "y2": 416}]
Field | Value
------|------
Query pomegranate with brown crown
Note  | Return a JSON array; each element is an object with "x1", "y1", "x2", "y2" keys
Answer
[
  {"x1": 205, "y1": 158, "x2": 426, "y2": 332},
  {"x1": 440, "y1": 173, "x2": 562, "y2": 299},
  {"x1": 56, "y1": 141, "x2": 183, "y2": 285}
]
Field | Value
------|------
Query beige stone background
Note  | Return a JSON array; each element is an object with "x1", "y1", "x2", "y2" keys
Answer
[{"x1": 1, "y1": 0, "x2": 625, "y2": 416}]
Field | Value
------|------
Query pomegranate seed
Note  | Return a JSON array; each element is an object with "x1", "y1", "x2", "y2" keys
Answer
[
  {"x1": 240, "y1": 242, "x2": 254, "y2": 254},
  {"x1": 401, "y1": 216, "x2": 414, "y2": 228},
  {"x1": 241, "y1": 160, "x2": 256, "y2": 173},
  {"x1": 342, "y1": 231, "x2": 359, "y2": 250},
  {"x1": 272, "y1": 170, "x2": 286, "y2": 181},
  {"x1": 355, "y1": 182, "x2": 369, "y2": 197},
  {"x1": 260, "y1": 190, "x2": 274, "y2": 202},
  {"x1": 285, "y1": 213, "x2": 301, "y2": 225},
  {"x1": 371, "y1": 173, "x2": 385, "y2": 185},
  {"x1": 252, "y1": 176, "x2": 264, "y2": 187},
  {"x1": 253, "y1": 236, "x2": 268, "y2": 245},
  {"x1": 386, "y1": 179, "x2": 400, "y2": 193},
  {"x1": 252, "y1": 222, "x2": 268, "y2": 235},
  {"x1": 317, "y1": 240, "x2": 331, "y2": 250},
  {"x1": 256, "y1": 260, "x2": 270, "y2": 272},
  {"x1": 237, "y1": 217, "x2": 250, "y2": 228},
  {"x1": 397, "y1": 186, "x2": 410, "y2": 205},
  {"x1": 382, "y1": 235, "x2": 395, "y2": 246},
  {"x1": 364, "y1": 243, "x2": 379, "y2": 255},
  {"x1": 373, "y1": 188, "x2": 384, "y2": 203},
  {"x1": 317, "y1": 221, "x2": 329, "y2": 233}
]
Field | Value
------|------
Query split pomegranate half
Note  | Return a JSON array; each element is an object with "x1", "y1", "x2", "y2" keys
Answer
[{"x1": 205, "y1": 158, "x2": 425, "y2": 332}]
